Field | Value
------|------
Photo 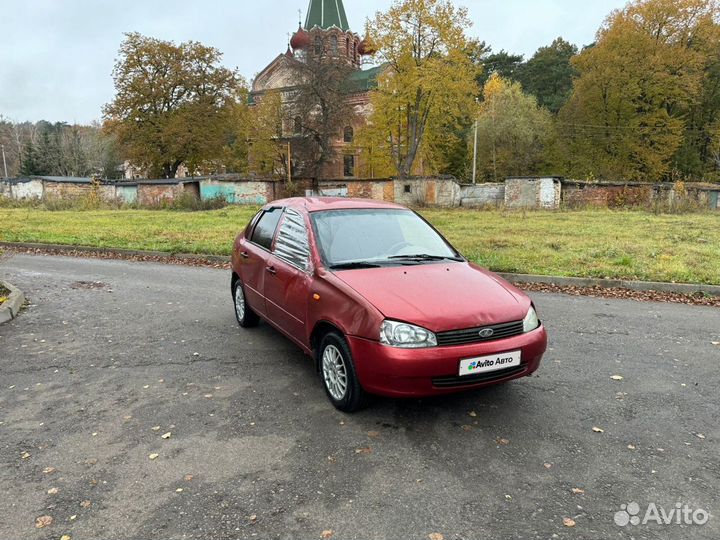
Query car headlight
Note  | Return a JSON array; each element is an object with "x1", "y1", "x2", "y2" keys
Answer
[
  {"x1": 380, "y1": 320, "x2": 437, "y2": 348},
  {"x1": 523, "y1": 306, "x2": 540, "y2": 333}
]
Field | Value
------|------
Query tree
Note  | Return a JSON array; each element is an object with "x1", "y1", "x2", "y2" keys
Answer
[
  {"x1": 247, "y1": 90, "x2": 288, "y2": 179},
  {"x1": 474, "y1": 74, "x2": 554, "y2": 181},
  {"x1": 558, "y1": 0, "x2": 719, "y2": 181},
  {"x1": 19, "y1": 140, "x2": 40, "y2": 176},
  {"x1": 292, "y1": 45, "x2": 355, "y2": 181},
  {"x1": 362, "y1": 0, "x2": 479, "y2": 178},
  {"x1": 477, "y1": 50, "x2": 524, "y2": 88},
  {"x1": 103, "y1": 32, "x2": 243, "y2": 178},
  {"x1": 515, "y1": 38, "x2": 578, "y2": 113}
]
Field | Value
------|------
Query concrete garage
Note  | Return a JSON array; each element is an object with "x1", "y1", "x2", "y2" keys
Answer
[{"x1": 0, "y1": 253, "x2": 718, "y2": 539}]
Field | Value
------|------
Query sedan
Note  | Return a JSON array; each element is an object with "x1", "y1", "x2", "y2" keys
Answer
[{"x1": 231, "y1": 198, "x2": 547, "y2": 412}]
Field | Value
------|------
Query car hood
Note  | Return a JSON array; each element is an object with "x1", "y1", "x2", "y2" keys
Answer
[{"x1": 333, "y1": 262, "x2": 529, "y2": 332}]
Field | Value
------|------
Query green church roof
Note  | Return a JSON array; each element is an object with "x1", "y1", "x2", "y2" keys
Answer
[{"x1": 304, "y1": 0, "x2": 350, "y2": 31}]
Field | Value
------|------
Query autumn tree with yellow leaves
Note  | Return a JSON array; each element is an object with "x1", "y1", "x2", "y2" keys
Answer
[
  {"x1": 558, "y1": 0, "x2": 720, "y2": 181},
  {"x1": 474, "y1": 74, "x2": 554, "y2": 182},
  {"x1": 358, "y1": 0, "x2": 479, "y2": 178},
  {"x1": 103, "y1": 33, "x2": 244, "y2": 178}
]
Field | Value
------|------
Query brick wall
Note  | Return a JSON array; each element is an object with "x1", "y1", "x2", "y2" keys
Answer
[
  {"x1": 43, "y1": 181, "x2": 91, "y2": 199},
  {"x1": 137, "y1": 184, "x2": 183, "y2": 206}
]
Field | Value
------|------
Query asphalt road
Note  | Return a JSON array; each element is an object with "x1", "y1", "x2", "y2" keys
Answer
[{"x1": 0, "y1": 253, "x2": 718, "y2": 540}]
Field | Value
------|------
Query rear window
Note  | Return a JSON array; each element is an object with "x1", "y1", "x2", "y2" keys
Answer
[{"x1": 250, "y1": 208, "x2": 283, "y2": 250}]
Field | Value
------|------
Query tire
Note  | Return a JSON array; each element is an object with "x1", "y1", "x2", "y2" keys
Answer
[
  {"x1": 232, "y1": 278, "x2": 260, "y2": 328},
  {"x1": 318, "y1": 331, "x2": 367, "y2": 413}
]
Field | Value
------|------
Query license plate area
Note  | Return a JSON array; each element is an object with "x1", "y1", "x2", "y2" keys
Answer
[{"x1": 459, "y1": 350, "x2": 521, "y2": 376}]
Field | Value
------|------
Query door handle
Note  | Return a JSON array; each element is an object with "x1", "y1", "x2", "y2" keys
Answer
[
  {"x1": 240, "y1": 251, "x2": 249, "y2": 259},
  {"x1": 266, "y1": 266, "x2": 277, "y2": 275}
]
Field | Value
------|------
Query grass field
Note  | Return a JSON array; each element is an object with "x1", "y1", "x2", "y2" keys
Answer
[{"x1": 0, "y1": 206, "x2": 718, "y2": 285}]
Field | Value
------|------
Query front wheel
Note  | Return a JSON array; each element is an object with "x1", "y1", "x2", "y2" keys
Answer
[
  {"x1": 233, "y1": 279, "x2": 259, "y2": 328},
  {"x1": 319, "y1": 332, "x2": 367, "y2": 413}
]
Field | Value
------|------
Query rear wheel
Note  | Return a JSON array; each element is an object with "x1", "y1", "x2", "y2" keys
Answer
[
  {"x1": 233, "y1": 279, "x2": 259, "y2": 328},
  {"x1": 319, "y1": 331, "x2": 367, "y2": 413}
]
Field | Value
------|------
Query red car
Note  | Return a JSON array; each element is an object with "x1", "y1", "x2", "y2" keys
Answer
[{"x1": 231, "y1": 198, "x2": 547, "y2": 412}]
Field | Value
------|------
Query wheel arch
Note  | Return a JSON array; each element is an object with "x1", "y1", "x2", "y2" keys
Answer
[{"x1": 310, "y1": 320, "x2": 346, "y2": 371}]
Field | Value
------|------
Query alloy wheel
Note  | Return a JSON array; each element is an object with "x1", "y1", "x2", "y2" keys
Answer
[{"x1": 322, "y1": 344, "x2": 348, "y2": 400}]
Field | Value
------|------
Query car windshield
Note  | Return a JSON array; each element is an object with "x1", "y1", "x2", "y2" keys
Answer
[{"x1": 311, "y1": 209, "x2": 461, "y2": 268}]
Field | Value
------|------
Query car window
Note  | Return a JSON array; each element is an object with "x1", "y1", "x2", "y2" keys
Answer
[
  {"x1": 273, "y1": 208, "x2": 311, "y2": 271},
  {"x1": 250, "y1": 207, "x2": 283, "y2": 251},
  {"x1": 311, "y1": 209, "x2": 457, "y2": 266}
]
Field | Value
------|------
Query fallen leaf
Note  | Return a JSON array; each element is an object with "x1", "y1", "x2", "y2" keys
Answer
[
  {"x1": 355, "y1": 447, "x2": 373, "y2": 455},
  {"x1": 161, "y1": 432, "x2": 172, "y2": 439},
  {"x1": 80, "y1": 500, "x2": 91, "y2": 508},
  {"x1": 696, "y1": 433, "x2": 706, "y2": 440},
  {"x1": 321, "y1": 531, "x2": 333, "y2": 539},
  {"x1": 204, "y1": 394, "x2": 213, "y2": 398},
  {"x1": 571, "y1": 488, "x2": 585, "y2": 494},
  {"x1": 711, "y1": 341, "x2": 719, "y2": 346},
  {"x1": 21, "y1": 452, "x2": 31, "y2": 459},
  {"x1": 69, "y1": 515, "x2": 77, "y2": 521},
  {"x1": 461, "y1": 425, "x2": 473, "y2": 432},
  {"x1": 175, "y1": 488, "x2": 183, "y2": 493},
  {"x1": 149, "y1": 453, "x2": 159, "y2": 460},
  {"x1": 184, "y1": 474, "x2": 194, "y2": 481},
  {"x1": 35, "y1": 515, "x2": 53, "y2": 528},
  {"x1": 248, "y1": 514, "x2": 257, "y2": 522},
  {"x1": 47, "y1": 487, "x2": 59, "y2": 495},
  {"x1": 143, "y1": 385, "x2": 149, "y2": 389},
  {"x1": 592, "y1": 427, "x2": 604, "y2": 433},
  {"x1": 151, "y1": 426, "x2": 161, "y2": 431},
  {"x1": 367, "y1": 431, "x2": 380, "y2": 438},
  {"x1": 429, "y1": 534, "x2": 444, "y2": 540},
  {"x1": 563, "y1": 517, "x2": 576, "y2": 527},
  {"x1": 60, "y1": 535, "x2": 71, "y2": 540},
  {"x1": 610, "y1": 375, "x2": 624, "y2": 381},
  {"x1": 468, "y1": 411, "x2": 477, "y2": 417},
  {"x1": 495, "y1": 437, "x2": 510, "y2": 445},
  {"x1": 628, "y1": 444, "x2": 636, "y2": 450},
  {"x1": 543, "y1": 463, "x2": 553, "y2": 469},
  {"x1": 43, "y1": 466, "x2": 56, "y2": 474}
]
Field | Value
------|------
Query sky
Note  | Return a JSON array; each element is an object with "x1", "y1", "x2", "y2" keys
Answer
[{"x1": 0, "y1": 0, "x2": 629, "y2": 125}]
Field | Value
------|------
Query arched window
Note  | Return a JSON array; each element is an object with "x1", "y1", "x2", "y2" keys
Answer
[
  {"x1": 294, "y1": 116, "x2": 302, "y2": 135},
  {"x1": 330, "y1": 35, "x2": 338, "y2": 55},
  {"x1": 314, "y1": 36, "x2": 322, "y2": 55},
  {"x1": 343, "y1": 126, "x2": 354, "y2": 143}
]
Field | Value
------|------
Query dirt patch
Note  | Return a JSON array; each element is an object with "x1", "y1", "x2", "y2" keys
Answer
[{"x1": 518, "y1": 282, "x2": 720, "y2": 308}]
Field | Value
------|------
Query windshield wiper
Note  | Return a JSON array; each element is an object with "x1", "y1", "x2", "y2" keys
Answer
[
  {"x1": 329, "y1": 261, "x2": 383, "y2": 270},
  {"x1": 387, "y1": 254, "x2": 463, "y2": 262}
]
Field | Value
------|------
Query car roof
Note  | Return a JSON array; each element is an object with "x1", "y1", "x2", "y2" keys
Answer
[{"x1": 266, "y1": 197, "x2": 408, "y2": 213}]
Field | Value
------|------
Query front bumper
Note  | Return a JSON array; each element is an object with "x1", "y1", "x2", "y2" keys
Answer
[{"x1": 347, "y1": 325, "x2": 547, "y2": 398}]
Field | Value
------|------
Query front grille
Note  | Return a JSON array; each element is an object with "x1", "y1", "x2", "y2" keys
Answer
[
  {"x1": 436, "y1": 320, "x2": 524, "y2": 347},
  {"x1": 432, "y1": 365, "x2": 526, "y2": 388}
]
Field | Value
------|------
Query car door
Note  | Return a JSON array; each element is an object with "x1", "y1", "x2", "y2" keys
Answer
[
  {"x1": 264, "y1": 208, "x2": 312, "y2": 344},
  {"x1": 239, "y1": 207, "x2": 284, "y2": 317}
]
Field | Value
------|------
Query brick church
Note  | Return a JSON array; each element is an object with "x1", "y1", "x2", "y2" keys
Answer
[{"x1": 250, "y1": 0, "x2": 383, "y2": 179}]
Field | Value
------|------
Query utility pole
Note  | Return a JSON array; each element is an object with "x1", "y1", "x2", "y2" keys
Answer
[
  {"x1": 472, "y1": 117, "x2": 478, "y2": 185},
  {"x1": 1, "y1": 144, "x2": 7, "y2": 178},
  {"x1": 287, "y1": 141, "x2": 292, "y2": 185}
]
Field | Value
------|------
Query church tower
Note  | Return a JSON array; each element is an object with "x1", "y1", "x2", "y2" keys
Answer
[{"x1": 290, "y1": 0, "x2": 371, "y2": 69}]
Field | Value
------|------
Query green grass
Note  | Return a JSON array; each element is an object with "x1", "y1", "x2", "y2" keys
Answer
[{"x1": 0, "y1": 206, "x2": 718, "y2": 285}]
